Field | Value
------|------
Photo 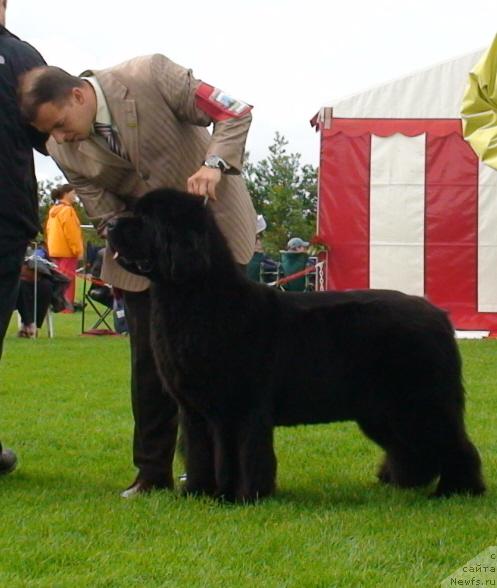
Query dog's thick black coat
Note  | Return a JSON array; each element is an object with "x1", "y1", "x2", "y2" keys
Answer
[{"x1": 109, "y1": 188, "x2": 485, "y2": 502}]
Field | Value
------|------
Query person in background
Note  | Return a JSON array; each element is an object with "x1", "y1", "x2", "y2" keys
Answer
[
  {"x1": 286, "y1": 237, "x2": 309, "y2": 253},
  {"x1": 34, "y1": 240, "x2": 49, "y2": 259},
  {"x1": 16, "y1": 245, "x2": 54, "y2": 338},
  {"x1": 0, "y1": 0, "x2": 47, "y2": 475},
  {"x1": 15, "y1": 243, "x2": 70, "y2": 338},
  {"x1": 45, "y1": 184, "x2": 83, "y2": 312},
  {"x1": 281, "y1": 237, "x2": 313, "y2": 292},
  {"x1": 247, "y1": 215, "x2": 278, "y2": 282}
]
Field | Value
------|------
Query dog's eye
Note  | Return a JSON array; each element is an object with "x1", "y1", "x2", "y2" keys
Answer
[{"x1": 136, "y1": 260, "x2": 153, "y2": 273}]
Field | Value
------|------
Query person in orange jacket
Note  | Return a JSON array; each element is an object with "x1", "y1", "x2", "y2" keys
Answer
[{"x1": 46, "y1": 184, "x2": 84, "y2": 311}]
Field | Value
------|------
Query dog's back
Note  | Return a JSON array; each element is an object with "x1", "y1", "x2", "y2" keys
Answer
[{"x1": 269, "y1": 288, "x2": 461, "y2": 427}]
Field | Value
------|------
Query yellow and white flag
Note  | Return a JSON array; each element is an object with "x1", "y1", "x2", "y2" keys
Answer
[{"x1": 461, "y1": 34, "x2": 497, "y2": 170}]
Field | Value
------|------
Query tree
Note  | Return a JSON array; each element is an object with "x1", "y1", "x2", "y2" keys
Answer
[
  {"x1": 243, "y1": 132, "x2": 317, "y2": 257},
  {"x1": 37, "y1": 177, "x2": 61, "y2": 230}
]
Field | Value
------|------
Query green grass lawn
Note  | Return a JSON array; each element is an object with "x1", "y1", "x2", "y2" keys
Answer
[{"x1": 0, "y1": 310, "x2": 496, "y2": 587}]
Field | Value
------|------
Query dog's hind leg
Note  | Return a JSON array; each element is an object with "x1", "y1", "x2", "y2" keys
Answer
[
  {"x1": 182, "y1": 408, "x2": 217, "y2": 497},
  {"x1": 433, "y1": 430, "x2": 485, "y2": 497},
  {"x1": 236, "y1": 410, "x2": 277, "y2": 503},
  {"x1": 384, "y1": 403, "x2": 483, "y2": 495},
  {"x1": 357, "y1": 418, "x2": 402, "y2": 486},
  {"x1": 378, "y1": 448, "x2": 440, "y2": 489},
  {"x1": 358, "y1": 417, "x2": 439, "y2": 488},
  {"x1": 391, "y1": 398, "x2": 485, "y2": 496}
]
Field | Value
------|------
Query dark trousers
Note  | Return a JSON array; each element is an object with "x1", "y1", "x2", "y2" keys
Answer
[
  {"x1": 0, "y1": 244, "x2": 27, "y2": 454},
  {"x1": 0, "y1": 245, "x2": 26, "y2": 360},
  {"x1": 123, "y1": 289, "x2": 178, "y2": 486},
  {"x1": 16, "y1": 277, "x2": 53, "y2": 327}
]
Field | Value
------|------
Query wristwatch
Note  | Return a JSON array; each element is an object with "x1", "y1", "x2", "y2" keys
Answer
[{"x1": 203, "y1": 155, "x2": 228, "y2": 172}]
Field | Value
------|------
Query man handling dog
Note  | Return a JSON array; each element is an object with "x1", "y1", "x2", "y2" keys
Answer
[{"x1": 18, "y1": 55, "x2": 256, "y2": 497}]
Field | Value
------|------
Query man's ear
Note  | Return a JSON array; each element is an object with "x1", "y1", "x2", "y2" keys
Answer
[{"x1": 73, "y1": 86, "x2": 85, "y2": 105}]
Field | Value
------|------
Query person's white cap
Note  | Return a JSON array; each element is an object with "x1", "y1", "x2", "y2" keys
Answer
[
  {"x1": 287, "y1": 237, "x2": 309, "y2": 250},
  {"x1": 256, "y1": 214, "x2": 267, "y2": 234}
]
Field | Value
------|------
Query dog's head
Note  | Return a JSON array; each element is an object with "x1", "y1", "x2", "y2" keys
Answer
[{"x1": 107, "y1": 188, "x2": 212, "y2": 283}]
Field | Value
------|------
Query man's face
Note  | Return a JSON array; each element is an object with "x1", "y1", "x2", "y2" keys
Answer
[
  {"x1": 254, "y1": 235, "x2": 263, "y2": 253},
  {"x1": 0, "y1": 0, "x2": 7, "y2": 26},
  {"x1": 32, "y1": 87, "x2": 95, "y2": 144}
]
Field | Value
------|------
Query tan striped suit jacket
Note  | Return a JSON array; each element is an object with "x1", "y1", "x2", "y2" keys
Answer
[{"x1": 47, "y1": 54, "x2": 256, "y2": 291}]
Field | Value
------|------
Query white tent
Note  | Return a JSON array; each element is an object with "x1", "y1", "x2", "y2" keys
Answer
[{"x1": 312, "y1": 50, "x2": 497, "y2": 332}]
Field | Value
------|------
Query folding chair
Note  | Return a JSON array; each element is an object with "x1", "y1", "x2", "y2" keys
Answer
[
  {"x1": 247, "y1": 252, "x2": 280, "y2": 284},
  {"x1": 79, "y1": 242, "x2": 116, "y2": 335},
  {"x1": 80, "y1": 278, "x2": 115, "y2": 333},
  {"x1": 279, "y1": 251, "x2": 313, "y2": 292},
  {"x1": 246, "y1": 252, "x2": 264, "y2": 282}
]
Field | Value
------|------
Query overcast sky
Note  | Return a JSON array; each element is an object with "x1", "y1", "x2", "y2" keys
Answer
[{"x1": 7, "y1": 0, "x2": 497, "y2": 180}]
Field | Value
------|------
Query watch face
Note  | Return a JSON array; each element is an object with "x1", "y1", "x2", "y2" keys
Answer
[{"x1": 205, "y1": 156, "x2": 224, "y2": 170}]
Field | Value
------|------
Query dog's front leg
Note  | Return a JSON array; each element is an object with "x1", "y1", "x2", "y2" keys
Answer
[
  {"x1": 181, "y1": 408, "x2": 217, "y2": 497},
  {"x1": 211, "y1": 423, "x2": 239, "y2": 502},
  {"x1": 236, "y1": 410, "x2": 277, "y2": 503}
]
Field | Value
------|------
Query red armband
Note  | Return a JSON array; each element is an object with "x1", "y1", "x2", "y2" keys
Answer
[{"x1": 195, "y1": 83, "x2": 252, "y2": 121}]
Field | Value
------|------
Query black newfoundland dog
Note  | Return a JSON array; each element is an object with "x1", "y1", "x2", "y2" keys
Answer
[{"x1": 108, "y1": 188, "x2": 485, "y2": 502}]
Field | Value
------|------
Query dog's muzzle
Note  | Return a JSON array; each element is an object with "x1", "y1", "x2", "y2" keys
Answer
[{"x1": 113, "y1": 252, "x2": 156, "y2": 275}]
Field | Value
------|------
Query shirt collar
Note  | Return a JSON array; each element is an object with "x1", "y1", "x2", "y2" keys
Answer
[{"x1": 83, "y1": 76, "x2": 112, "y2": 127}]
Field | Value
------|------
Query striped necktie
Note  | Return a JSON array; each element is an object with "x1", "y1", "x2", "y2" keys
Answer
[{"x1": 94, "y1": 122, "x2": 128, "y2": 159}]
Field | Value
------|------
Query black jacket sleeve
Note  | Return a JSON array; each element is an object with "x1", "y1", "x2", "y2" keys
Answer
[{"x1": 1, "y1": 27, "x2": 49, "y2": 154}]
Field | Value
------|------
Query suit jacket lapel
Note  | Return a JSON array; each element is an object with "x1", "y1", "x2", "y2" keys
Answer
[
  {"x1": 78, "y1": 136, "x2": 133, "y2": 169},
  {"x1": 111, "y1": 99, "x2": 139, "y2": 164},
  {"x1": 92, "y1": 69, "x2": 140, "y2": 165}
]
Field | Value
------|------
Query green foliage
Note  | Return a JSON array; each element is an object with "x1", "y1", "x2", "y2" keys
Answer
[
  {"x1": 37, "y1": 177, "x2": 60, "y2": 234},
  {"x1": 243, "y1": 133, "x2": 317, "y2": 257},
  {"x1": 0, "y1": 314, "x2": 495, "y2": 587}
]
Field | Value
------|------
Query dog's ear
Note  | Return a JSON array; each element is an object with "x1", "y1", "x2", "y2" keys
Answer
[
  {"x1": 166, "y1": 227, "x2": 211, "y2": 282},
  {"x1": 144, "y1": 205, "x2": 211, "y2": 283},
  {"x1": 137, "y1": 188, "x2": 211, "y2": 282}
]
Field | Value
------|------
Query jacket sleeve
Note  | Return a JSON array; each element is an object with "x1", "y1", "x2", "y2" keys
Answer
[
  {"x1": 149, "y1": 54, "x2": 252, "y2": 174},
  {"x1": 12, "y1": 38, "x2": 49, "y2": 154},
  {"x1": 58, "y1": 207, "x2": 84, "y2": 258},
  {"x1": 26, "y1": 125, "x2": 49, "y2": 156}
]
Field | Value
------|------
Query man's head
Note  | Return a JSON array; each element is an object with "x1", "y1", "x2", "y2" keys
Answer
[
  {"x1": 287, "y1": 237, "x2": 309, "y2": 253},
  {"x1": 18, "y1": 66, "x2": 97, "y2": 143},
  {"x1": 0, "y1": 0, "x2": 7, "y2": 26}
]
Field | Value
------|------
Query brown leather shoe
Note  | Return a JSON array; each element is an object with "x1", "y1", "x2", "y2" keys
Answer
[
  {"x1": 120, "y1": 477, "x2": 170, "y2": 498},
  {"x1": 0, "y1": 449, "x2": 18, "y2": 475}
]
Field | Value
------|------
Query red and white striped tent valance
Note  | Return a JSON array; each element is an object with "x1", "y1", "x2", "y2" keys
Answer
[{"x1": 313, "y1": 50, "x2": 497, "y2": 331}]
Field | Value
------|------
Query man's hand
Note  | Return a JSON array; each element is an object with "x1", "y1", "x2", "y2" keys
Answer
[{"x1": 186, "y1": 166, "x2": 221, "y2": 201}]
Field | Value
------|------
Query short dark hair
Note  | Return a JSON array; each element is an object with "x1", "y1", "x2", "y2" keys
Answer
[
  {"x1": 18, "y1": 66, "x2": 84, "y2": 122},
  {"x1": 51, "y1": 183, "x2": 75, "y2": 202}
]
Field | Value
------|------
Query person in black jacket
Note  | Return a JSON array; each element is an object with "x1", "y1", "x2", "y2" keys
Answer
[{"x1": 0, "y1": 0, "x2": 47, "y2": 475}]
